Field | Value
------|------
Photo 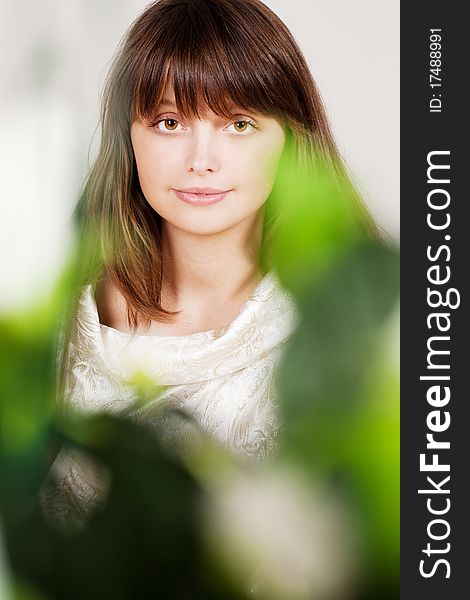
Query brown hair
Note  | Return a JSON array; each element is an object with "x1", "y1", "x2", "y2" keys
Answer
[{"x1": 74, "y1": 0, "x2": 376, "y2": 332}]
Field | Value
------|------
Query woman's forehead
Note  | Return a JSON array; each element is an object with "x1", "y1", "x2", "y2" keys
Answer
[
  {"x1": 135, "y1": 78, "x2": 281, "y2": 124},
  {"x1": 157, "y1": 84, "x2": 244, "y2": 114}
]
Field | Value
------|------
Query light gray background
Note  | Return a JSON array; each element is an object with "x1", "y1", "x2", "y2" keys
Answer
[{"x1": 1, "y1": 0, "x2": 399, "y2": 241}]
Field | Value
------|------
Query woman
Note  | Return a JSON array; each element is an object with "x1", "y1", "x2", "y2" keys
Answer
[{"x1": 41, "y1": 0, "x2": 375, "y2": 529}]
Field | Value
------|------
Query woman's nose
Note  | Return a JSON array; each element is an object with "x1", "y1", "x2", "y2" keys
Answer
[{"x1": 185, "y1": 123, "x2": 220, "y2": 174}]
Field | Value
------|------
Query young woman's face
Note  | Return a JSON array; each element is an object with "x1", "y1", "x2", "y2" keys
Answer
[{"x1": 130, "y1": 89, "x2": 286, "y2": 236}]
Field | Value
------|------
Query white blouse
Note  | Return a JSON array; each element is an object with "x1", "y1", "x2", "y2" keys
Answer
[{"x1": 40, "y1": 269, "x2": 299, "y2": 528}]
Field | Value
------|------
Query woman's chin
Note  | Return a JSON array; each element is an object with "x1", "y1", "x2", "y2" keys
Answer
[{"x1": 165, "y1": 218, "x2": 241, "y2": 236}]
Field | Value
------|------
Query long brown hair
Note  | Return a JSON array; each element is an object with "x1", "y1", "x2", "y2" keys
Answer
[{"x1": 74, "y1": 0, "x2": 376, "y2": 332}]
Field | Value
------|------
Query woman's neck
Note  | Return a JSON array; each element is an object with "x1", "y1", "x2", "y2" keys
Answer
[{"x1": 160, "y1": 213, "x2": 264, "y2": 309}]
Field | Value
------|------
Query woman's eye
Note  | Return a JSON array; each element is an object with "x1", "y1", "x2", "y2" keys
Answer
[
  {"x1": 229, "y1": 120, "x2": 258, "y2": 134},
  {"x1": 151, "y1": 116, "x2": 258, "y2": 135},
  {"x1": 155, "y1": 117, "x2": 181, "y2": 132}
]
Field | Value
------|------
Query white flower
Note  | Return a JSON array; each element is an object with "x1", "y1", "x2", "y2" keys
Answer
[{"x1": 201, "y1": 465, "x2": 359, "y2": 600}]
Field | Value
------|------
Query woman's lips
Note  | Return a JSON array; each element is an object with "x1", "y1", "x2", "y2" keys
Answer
[{"x1": 173, "y1": 189, "x2": 231, "y2": 206}]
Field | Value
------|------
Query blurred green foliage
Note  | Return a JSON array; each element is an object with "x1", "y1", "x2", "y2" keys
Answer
[
  {"x1": 0, "y1": 143, "x2": 399, "y2": 599},
  {"x1": 7, "y1": 414, "x2": 243, "y2": 600},
  {"x1": 275, "y1": 243, "x2": 399, "y2": 597},
  {"x1": 268, "y1": 150, "x2": 399, "y2": 597}
]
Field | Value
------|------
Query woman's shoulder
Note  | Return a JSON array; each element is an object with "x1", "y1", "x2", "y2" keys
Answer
[
  {"x1": 65, "y1": 276, "x2": 126, "y2": 351},
  {"x1": 93, "y1": 275, "x2": 129, "y2": 332}
]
